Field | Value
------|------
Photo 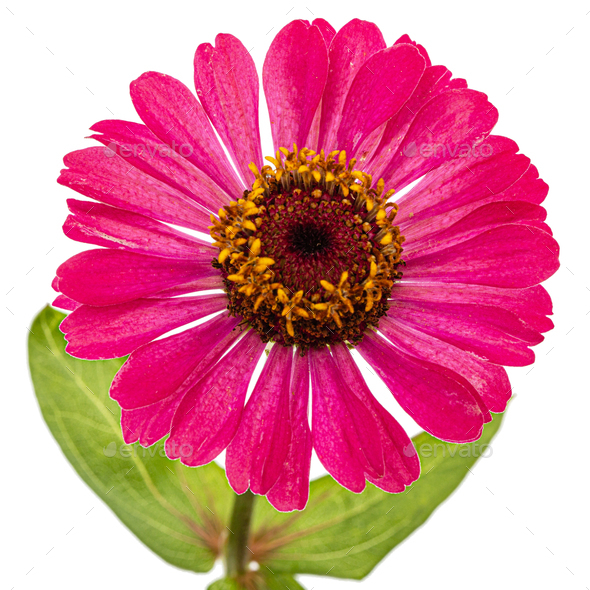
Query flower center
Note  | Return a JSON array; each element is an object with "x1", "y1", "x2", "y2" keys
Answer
[{"x1": 209, "y1": 147, "x2": 405, "y2": 349}]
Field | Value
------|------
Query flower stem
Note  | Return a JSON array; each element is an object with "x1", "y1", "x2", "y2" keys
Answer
[{"x1": 225, "y1": 490, "x2": 256, "y2": 578}]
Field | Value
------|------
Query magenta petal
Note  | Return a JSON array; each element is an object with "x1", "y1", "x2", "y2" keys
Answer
[
  {"x1": 309, "y1": 347, "x2": 384, "y2": 493},
  {"x1": 89, "y1": 120, "x2": 233, "y2": 213},
  {"x1": 367, "y1": 65, "x2": 465, "y2": 176},
  {"x1": 395, "y1": 136, "x2": 531, "y2": 225},
  {"x1": 111, "y1": 313, "x2": 241, "y2": 410},
  {"x1": 64, "y1": 199, "x2": 215, "y2": 259},
  {"x1": 130, "y1": 72, "x2": 243, "y2": 196},
  {"x1": 312, "y1": 18, "x2": 336, "y2": 46},
  {"x1": 194, "y1": 34, "x2": 263, "y2": 186},
  {"x1": 58, "y1": 147, "x2": 211, "y2": 231},
  {"x1": 226, "y1": 346, "x2": 293, "y2": 495},
  {"x1": 317, "y1": 19, "x2": 386, "y2": 152},
  {"x1": 122, "y1": 395, "x2": 182, "y2": 446},
  {"x1": 380, "y1": 317, "x2": 511, "y2": 413},
  {"x1": 404, "y1": 201, "x2": 549, "y2": 259},
  {"x1": 166, "y1": 330, "x2": 266, "y2": 467},
  {"x1": 61, "y1": 294, "x2": 227, "y2": 360},
  {"x1": 386, "y1": 298, "x2": 543, "y2": 367},
  {"x1": 404, "y1": 224, "x2": 560, "y2": 288},
  {"x1": 382, "y1": 89, "x2": 499, "y2": 190},
  {"x1": 331, "y1": 344, "x2": 419, "y2": 492},
  {"x1": 395, "y1": 34, "x2": 431, "y2": 66},
  {"x1": 336, "y1": 43, "x2": 425, "y2": 156},
  {"x1": 267, "y1": 352, "x2": 312, "y2": 511},
  {"x1": 52, "y1": 294, "x2": 80, "y2": 311},
  {"x1": 57, "y1": 249, "x2": 218, "y2": 306},
  {"x1": 263, "y1": 20, "x2": 329, "y2": 152},
  {"x1": 393, "y1": 282, "x2": 553, "y2": 334},
  {"x1": 357, "y1": 331, "x2": 485, "y2": 443}
]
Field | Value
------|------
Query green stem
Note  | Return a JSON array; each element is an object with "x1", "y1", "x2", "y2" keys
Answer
[{"x1": 225, "y1": 490, "x2": 256, "y2": 577}]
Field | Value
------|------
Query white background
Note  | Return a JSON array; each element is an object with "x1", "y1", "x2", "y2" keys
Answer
[{"x1": 2, "y1": 0, "x2": 590, "y2": 588}]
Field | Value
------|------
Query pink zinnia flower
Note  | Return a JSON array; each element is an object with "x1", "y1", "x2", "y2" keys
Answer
[{"x1": 54, "y1": 18, "x2": 559, "y2": 511}]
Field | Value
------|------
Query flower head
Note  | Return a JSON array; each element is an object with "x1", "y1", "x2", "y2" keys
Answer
[{"x1": 54, "y1": 18, "x2": 559, "y2": 511}]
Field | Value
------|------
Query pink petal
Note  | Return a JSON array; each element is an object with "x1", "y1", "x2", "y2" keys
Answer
[
  {"x1": 404, "y1": 201, "x2": 549, "y2": 259},
  {"x1": 263, "y1": 20, "x2": 329, "y2": 152},
  {"x1": 56, "y1": 249, "x2": 218, "y2": 306},
  {"x1": 403, "y1": 224, "x2": 560, "y2": 288},
  {"x1": 61, "y1": 294, "x2": 227, "y2": 359},
  {"x1": 64, "y1": 199, "x2": 216, "y2": 259},
  {"x1": 309, "y1": 347, "x2": 384, "y2": 493},
  {"x1": 226, "y1": 346, "x2": 293, "y2": 495},
  {"x1": 90, "y1": 120, "x2": 233, "y2": 213},
  {"x1": 381, "y1": 89, "x2": 499, "y2": 190},
  {"x1": 111, "y1": 313, "x2": 241, "y2": 410},
  {"x1": 166, "y1": 330, "x2": 266, "y2": 466},
  {"x1": 331, "y1": 344, "x2": 419, "y2": 492},
  {"x1": 148, "y1": 276, "x2": 224, "y2": 298},
  {"x1": 336, "y1": 43, "x2": 425, "y2": 156},
  {"x1": 52, "y1": 294, "x2": 80, "y2": 311},
  {"x1": 194, "y1": 34, "x2": 263, "y2": 186},
  {"x1": 367, "y1": 65, "x2": 466, "y2": 175},
  {"x1": 120, "y1": 317, "x2": 244, "y2": 447},
  {"x1": 395, "y1": 135, "x2": 531, "y2": 225},
  {"x1": 393, "y1": 282, "x2": 554, "y2": 334},
  {"x1": 386, "y1": 297, "x2": 543, "y2": 367},
  {"x1": 379, "y1": 317, "x2": 512, "y2": 413},
  {"x1": 312, "y1": 18, "x2": 336, "y2": 46},
  {"x1": 122, "y1": 395, "x2": 182, "y2": 446},
  {"x1": 395, "y1": 34, "x2": 432, "y2": 66},
  {"x1": 130, "y1": 72, "x2": 243, "y2": 196},
  {"x1": 267, "y1": 351, "x2": 312, "y2": 512},
  {"x1": 58, "y1": 147, "x2": 211, "y2": 231},
  {"x1": 317, "y1": 19, "x2": 386, "y2": 152},
  {"x1": 357, "y1": 331, "x2": 486, "y2": 443}
]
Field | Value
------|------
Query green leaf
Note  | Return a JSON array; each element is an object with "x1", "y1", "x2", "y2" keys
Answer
[
  {"x1": 28, "y1": 306, "x2": 234, "y2": 572},
  {"x1": 208, "y1": 573, "x2": 305, "y2": 590},
  {"x1": 251, "y1": 413, "x2": 504, "y2": 579}
]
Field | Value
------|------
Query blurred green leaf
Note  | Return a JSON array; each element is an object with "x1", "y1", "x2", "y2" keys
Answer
[
  {"x1": 208, "y1": 573, "x2": 305, "y2": 590},
  {"x1": 251, "y1": 414, "x2": 503, "y2": 579},
  {"x1": 28, "y1": 306, "x2": 234, "y2": 572}
]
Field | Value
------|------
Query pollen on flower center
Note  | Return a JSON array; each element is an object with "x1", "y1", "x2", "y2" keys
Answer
[{"x1": 209, "y1": 146, "x2": 405, "y2": 349}]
